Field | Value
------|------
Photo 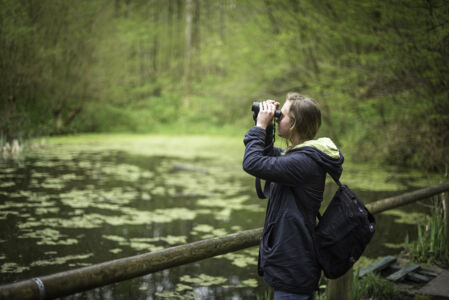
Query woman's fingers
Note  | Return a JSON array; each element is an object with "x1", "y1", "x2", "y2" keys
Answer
[
  {"x1": 256, "y1": 101, "x2": 276, "y2": 129},
  {"x1": 263, "y1": 100, "x2": 280, "y2": 111},
  {"x1": 266, "y1": 99, "x2": 280, "y2": 108},
  {"x1": 261, "y1": 101, "x2": 275, "y2": 114},
  {"x1": 256, "y1": 99, "x2": 280, "y2": 129}
]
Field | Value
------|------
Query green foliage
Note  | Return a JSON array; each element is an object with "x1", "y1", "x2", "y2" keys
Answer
[
  {"x1": 352, "y1": 270, "x2": 362, "y2": 300},
  {"x1": 256, "y1": 289, "x2": 273, "y2": 300},
  {"x1": 1, "y1": 0, "x2": 448, "y2": 170},
  {"x1": 404, "y1": 199, "x2": 449, "y2": 265},
  {"x1": 0, "y1": 0, "x2": 106, "y2": 137}
]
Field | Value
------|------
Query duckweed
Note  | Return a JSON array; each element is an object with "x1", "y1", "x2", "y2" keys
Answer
[
  {"x1": 20, "y1": 228, "x2": 78, "y2": 246},
  {"x1": 191, "y1": 224, "x2": 228, "y2": 239},
  {"x1": 219, "y1": 252, "x2": 257, "y2": 268},
  {"x1": 180, "y1": 274, "x2": 227, "y2": 286},
  {"x1": 109, "y1": 248, "x2": 123, "y2": 254},
  {"x1": 382, "y1": 210, "x2": 427, "y2": 225},
  {"x1": 40, "y1": 178, "x2": 65, "y2": 190},
  {"x1": 1, "y1": 262, "x2": 30, "y2": 273},
  {"x1": 154, "y1": 290, "x2": 197, "y2": 299},
  {"x1": 176, "y1": 284, "x2": 194, "y2": 292},
  {"x1": 30, "y1": 254, "x2": 93, "y2": 267},
  {"x1": 242, "y1": 279, "x2": 258, "y2": 287},
  {"x1": 0, "y1": 182, "x2": 15, "y2": 188},
  {"x1": 102, "y1": 234, "x2": 187, "y2": 251},
  {"x1": 217, "y1": 248, "x2": 258, "y2": 268}
]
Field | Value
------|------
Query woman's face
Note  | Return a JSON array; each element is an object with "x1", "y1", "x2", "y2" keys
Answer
[{"x1": 277, "y1": 100, "x2": 292, "y2": 139}]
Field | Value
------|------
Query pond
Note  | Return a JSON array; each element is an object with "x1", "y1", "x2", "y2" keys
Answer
[{"x1": 0, "y1": 134, "x2": 442, "y2": 299}]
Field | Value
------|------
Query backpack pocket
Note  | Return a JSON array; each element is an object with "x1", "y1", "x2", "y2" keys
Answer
[{"x1": 316, "y1": 188, "x2": 359, "y2": 248}]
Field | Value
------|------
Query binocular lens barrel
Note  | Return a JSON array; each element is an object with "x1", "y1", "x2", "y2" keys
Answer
[{"x1": 251, "y1": 102, "x2": 282, "y2": 118}]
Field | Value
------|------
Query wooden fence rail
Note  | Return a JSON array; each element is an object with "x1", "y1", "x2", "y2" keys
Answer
[
  {"x1": 1, "y1": 181, "x2": 448, "y2": 300},
  {"x1": 366, "y1": 181, "x2": 449, "y2": 214}
]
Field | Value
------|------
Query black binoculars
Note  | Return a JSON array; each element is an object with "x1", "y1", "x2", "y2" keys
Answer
[{"x1": 251, "y1": 102, "x2": 282, "y2": 121}]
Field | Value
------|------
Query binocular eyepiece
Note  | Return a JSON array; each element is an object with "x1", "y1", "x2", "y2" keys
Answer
[{"x1": 251, "y1": 102, "x2": 282, "y2": 121}]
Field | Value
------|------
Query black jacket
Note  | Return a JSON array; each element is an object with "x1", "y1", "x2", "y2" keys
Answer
[{"x1": 243, "y1": 126, "x2": 344, "y2": 294}]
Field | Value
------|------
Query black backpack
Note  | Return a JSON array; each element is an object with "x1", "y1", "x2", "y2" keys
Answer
[{"x1": 292, "y1": 176, "x2": 376, "y2": 279}]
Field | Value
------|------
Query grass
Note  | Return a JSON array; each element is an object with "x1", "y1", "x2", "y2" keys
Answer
[
  {"x1": 256, "y1": 290, "x2": 273, "y2": 300},
  {"x1": 359, "y1": 272, "x2": 396, "y2": 300},
  {"x1": 404, "y1": 195, "x2": 449, "y2": 266}
]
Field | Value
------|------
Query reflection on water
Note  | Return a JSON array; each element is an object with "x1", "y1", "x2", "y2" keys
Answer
[{"x1": 0, "y1": 135, "x2": 441, "y2": 299}]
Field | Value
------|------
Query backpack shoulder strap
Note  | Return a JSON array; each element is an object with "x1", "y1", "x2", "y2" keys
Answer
[{"x1": 329, "y1": 172, "x2": 342, "y2": 187}]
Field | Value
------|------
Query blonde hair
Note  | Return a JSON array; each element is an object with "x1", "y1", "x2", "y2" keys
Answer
[{"x1": 285, "y1": 92, "x2": 321, "y2": 150}]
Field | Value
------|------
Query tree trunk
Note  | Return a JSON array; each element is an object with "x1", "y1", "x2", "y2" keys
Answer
[
  {"x1": 151, "y1": 0, "x2": 159, "y2": 75},
  {"x1": 167, "y1": 0, "x2": 174, "y2": 65},
  {"x1": 65, "y1": 108, "x2": 82, "y2": 126},
  {"x1": 53, "y1": 109, "x2": 63, "y2": 133},
  {"x1": 184, "y1": 0, "x2": 193, "y2": 107},
  {"x1": 219, "y1": 0, "x2": 226, "y2": 44}
]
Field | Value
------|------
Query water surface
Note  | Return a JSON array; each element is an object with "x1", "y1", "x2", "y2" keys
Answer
[{"x1": 0, "y1": 134, "x2": 441, "y2": 299}]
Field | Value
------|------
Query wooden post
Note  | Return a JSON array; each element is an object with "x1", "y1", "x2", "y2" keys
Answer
[{"x1": 327, "y1": 267, "x2": 353, "y2": 300}]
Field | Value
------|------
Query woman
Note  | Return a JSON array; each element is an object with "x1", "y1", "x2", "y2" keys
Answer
[{"x1": 243, "y1": 93, "x2": 344, "y2": 299}]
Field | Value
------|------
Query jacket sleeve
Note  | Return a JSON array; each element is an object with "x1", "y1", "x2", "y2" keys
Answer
[{"x1": 243, "y1": 126, "x2": 317, "y2": 186}]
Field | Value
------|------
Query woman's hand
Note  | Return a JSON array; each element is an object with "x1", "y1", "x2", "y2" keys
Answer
[{"x1": 256, "y1": 100, "x2": 280, "y2": 130}]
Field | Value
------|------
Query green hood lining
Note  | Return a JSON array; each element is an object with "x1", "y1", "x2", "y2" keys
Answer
[{"x1": 293, "y1": 137, "x2": 340, "y2": 159}]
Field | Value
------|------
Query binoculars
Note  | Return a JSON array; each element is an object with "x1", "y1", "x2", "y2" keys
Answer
[{"x1": 251, "y1": 102, "x2": 282, "y2": 121}]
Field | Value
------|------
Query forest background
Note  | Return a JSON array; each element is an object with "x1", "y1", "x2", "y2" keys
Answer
[{"x1": 1, "y1": 0, "x2": 448, "y2": 172}]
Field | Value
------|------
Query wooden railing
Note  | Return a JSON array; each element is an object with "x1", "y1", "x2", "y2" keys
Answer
[{"x1": 1, "y1": 181, "x2": 448, "y2": 300}]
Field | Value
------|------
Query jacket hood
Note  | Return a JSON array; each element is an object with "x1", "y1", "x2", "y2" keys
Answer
[{"x1": 292, "y1": 137, "x2": 344, "y2": 182}]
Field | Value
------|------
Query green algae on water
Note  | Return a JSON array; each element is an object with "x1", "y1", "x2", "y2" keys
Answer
[
  {"x1": 0, "y1": 181, "x2": 15, "y2": 188},
  {"x1": 382, "y1": 210, "x2": 427, "y2": 225},
  {"x1": 1, "y1": 262, "x2": 30, "y2": 273},
  {"x1": 191, "y1": 224, "x2": 228, "y2": 239},
  {"x1": 20, "y1": 228, "x2": 78, "y2": 246},
  {"x1": 103, "y1": 234, "x2": 188, "y2": 252},
  {"x1": 180, "y1": 273, "x2": 227, "y2": 286},
  {"x1": 340, "y1": 162, "x2": 442, "y2": 192},
  {"x1": 109, "y1": 248, "x2": 123, "y2": 254},
  {"x1": 154, "y1": 290, "x2": 197, "y2": 299},
  {"x1": 31, "y1": 253, "x2": 93, "y2": 267},
  {"x1": 217, "y1": 247, "x2": 258, "y2": 268}
]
